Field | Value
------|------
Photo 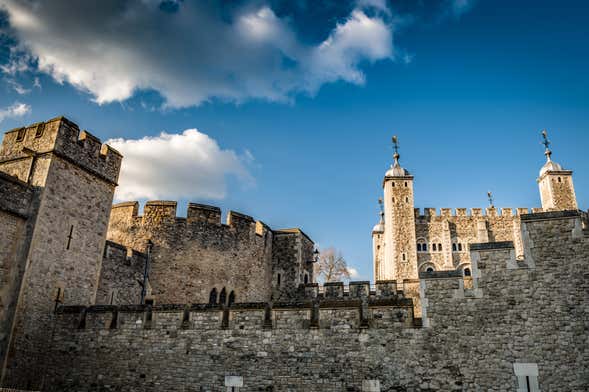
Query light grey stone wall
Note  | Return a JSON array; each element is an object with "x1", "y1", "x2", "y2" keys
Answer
[{"x1": 36, "y1": 212, "x2": 589, "y2": 391}]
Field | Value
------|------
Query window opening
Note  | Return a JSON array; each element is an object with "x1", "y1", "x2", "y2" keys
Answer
[
  {"x1": 209, "y1": 288, "x2": 217, "y2": 304},
  {"x1": 15, "y1": 128, "x2": 25, "y2": 142},
  {"x1": 219, "y1": 287, "x2": 227, "y2": 306},
  {"x1": 66, "y1": 225, "x2": 74, "y2": 250},
  {"x1": 35, "y1": 123, "x2": 45, "y2": 138}
]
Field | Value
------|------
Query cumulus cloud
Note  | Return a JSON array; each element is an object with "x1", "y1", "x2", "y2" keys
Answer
[
  {"x1": 0, "y1": 101, "x2": 30, "y2": 122},
  {"x1": 0, "y1": 1, "x2": 396, "y2": 108},
  {"x1": 348, "y1": 267, "x2": 360, "y2": 279},
  {"x1": 107, "y1": 129, "x2": 253, "y2": 201}
]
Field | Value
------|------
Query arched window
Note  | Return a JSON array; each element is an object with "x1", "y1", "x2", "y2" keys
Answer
[
  {"x1": 458, "y1": 243, "x2": 463, "y2": 252},
  {"x1": 405, "y1": 197, "x2": 409, "y2": 203},
  {"x1": 452, "y1": 243, "x2": 457, "y2": 252},
  {"x1": 404, "y1": 181, "x2": 408, "y2": 187},
  {"x1": 438, "y1": 243, "x2": 443, "y2": 251},
  {"x1": 304, "y1": 274, "x2": 309, "y2": 284},
  {"x1": 219, "y1": 287, "x2": 227, "y2": 306},
  {"x1": 432, "y1": 244, "x2": 437, "y2": 251},
  {"x1": 426, "y1": 267, "x2": 434, "y2": 272},
  {"x1": 228, "y1": 290, "x2": 236, "y2": 306},
  {"x1": 277, "y1": 273, "x2": 281, "y2": 287},
  {"x1": 392, "y1": 182, "x2": 395, "y2": 187},
  {"x1": 558, "y1": 177, "x2": 562, "y2": 183},
  {"x1": 464, "y1": 268, "x2": 471, "y2": 277},
  {"x1": 417, "y1": 243, "x2": 422, "y2": 252},
  {"x1": 422, "y1": 243, "x2": 427, "y2": 251},
  {"x1": 402, "y1": 253, "x2": 406, "y2": 261},
  {"x1": 209, "y1": 288, "x2": 217, "y2": 305}
]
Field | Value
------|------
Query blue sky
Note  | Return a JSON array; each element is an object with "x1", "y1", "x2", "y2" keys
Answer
[{"x1": 1, "y1": 0, "x2": 588, "y2": 280}]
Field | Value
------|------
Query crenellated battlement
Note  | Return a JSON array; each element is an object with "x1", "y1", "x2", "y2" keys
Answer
[
  {"x1": 110, "y1": 200, "x2": 271, "y2": 237},
  {"x1": 0, "y1": 116, "x2": 122, "y2": 184},
  {"x1": 414, "y1": 207, "x2": 532, "y2": 219}
]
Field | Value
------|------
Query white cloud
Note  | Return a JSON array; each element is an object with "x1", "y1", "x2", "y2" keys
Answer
[
  {"x1": 6, "y1": 78, "x2": 30, "y2": 94},
  {"x1": 348, "y1": 267, "x2": 360, "y2": 279},
  {"x1": 0, "y1": 1, "x2": 396, "y2": 108},
  {"x1": 0, "y1": 101, "x2": 30, "y2": 122},
  {"x1": 107, "y1": 129, "x2": 253, "y2": 201}
]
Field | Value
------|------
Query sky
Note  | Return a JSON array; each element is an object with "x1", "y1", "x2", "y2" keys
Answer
[{"x1": 0, "y1": 0, "x2": 588, "y2": 281}]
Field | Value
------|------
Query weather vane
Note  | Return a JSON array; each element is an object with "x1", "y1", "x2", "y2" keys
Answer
[
  {"x1": 541, "y1": 129, "x2": 551, "y2": 150},
  {"x1": 541, "y1": 129, "x2": 552, "y2": 160},
  {"x1": 487, "y1": 191, "x2": 494, "y2": 208},
  {"x1": 392, "y1": 136, "x2": 399, "y2": 155}
]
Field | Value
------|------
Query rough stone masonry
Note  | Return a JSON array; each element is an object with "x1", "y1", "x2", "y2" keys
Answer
[{"x1": 0, "y1": 117, "x2": 587, "y2": 391}]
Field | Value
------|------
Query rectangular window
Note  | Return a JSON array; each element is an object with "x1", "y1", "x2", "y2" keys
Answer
[
  {"x1": 15, "y1": 128, "x2": 25, "y2": 142},
  {"x1": 35, "y1": 123, "x2": 45, "y2": 138},
  {"x1": 66, "y1": 225, "x2": 74, "y2": 250}
]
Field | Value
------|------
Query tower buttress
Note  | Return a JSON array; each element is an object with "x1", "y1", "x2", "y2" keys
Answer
[
  {"x1": 537, "y1": 130, "x2": 577, "y2": 211},
  {"x1": 380, "y1": 137, "x2": 418, "y2": 282}
]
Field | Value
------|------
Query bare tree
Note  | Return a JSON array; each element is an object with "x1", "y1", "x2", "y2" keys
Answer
[{"x1": 314, "y1": 247, "x2": 350, "y2": 283}]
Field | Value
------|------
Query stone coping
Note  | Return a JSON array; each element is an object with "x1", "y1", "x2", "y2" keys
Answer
[{"x1": 520, "y1": 210, "x2": 581, "y2": 221}]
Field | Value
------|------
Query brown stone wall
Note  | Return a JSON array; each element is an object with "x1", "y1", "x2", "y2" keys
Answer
[
  {"x1": 106, "y1": 202, "x2": 274, "y2": 305},
  {"x1": 37, "y1": 212, "x2": 589, "y2": 391}
]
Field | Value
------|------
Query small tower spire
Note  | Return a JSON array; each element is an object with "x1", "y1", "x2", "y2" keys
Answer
[
  {"x1": 541, "y1": 129, "x2": 552, "y2": 162},
  {"x1": 378, "y1": 197, "x2": 384, "y2": 222},
  {"x1": 487, "y1": 191, "x2": 494, "y2": 208}
]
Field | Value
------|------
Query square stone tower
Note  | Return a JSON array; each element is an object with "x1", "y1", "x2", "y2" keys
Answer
[
  {"x1": 378, "y1": 139, "x2": 418, "y2": 282},
  {"x1": 0, "y1": 117, "x2": 122, "y2": 389}
]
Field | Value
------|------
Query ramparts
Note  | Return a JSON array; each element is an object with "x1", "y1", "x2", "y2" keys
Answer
[
  {"x1": 33, "y1": 211, "x2": 589, "y2": 391},
  {"x1": 0, "y1": 116, "x2": 122, "y2": 185},
  {"x1": 104, "y1": 201, "x2": 277, "y2": 304}
]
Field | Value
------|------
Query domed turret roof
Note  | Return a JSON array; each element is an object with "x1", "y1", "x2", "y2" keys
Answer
[
  {"x1": 372, "y1": 212, "x2": 384, "y2": 234},
  {"x1": 385, "y1": 156, "x2": 410, "y2": 177},
  {"x1": 539, "y1": 158, "x2": 563, "y2": 177}
]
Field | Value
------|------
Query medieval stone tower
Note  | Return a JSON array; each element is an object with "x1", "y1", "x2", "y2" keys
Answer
[
  {"x1": 374, "y1": 138, "x2": 419, "y2": 282},
  {"x1": 537, "y1": 130, "x2": 577, "y2": 211},
  {"x1": 0, "y1": 117, "x2": 121, "y2": 387},
  {"x1": 373, "y1": 130, "x2": 579, "y2": 284}
]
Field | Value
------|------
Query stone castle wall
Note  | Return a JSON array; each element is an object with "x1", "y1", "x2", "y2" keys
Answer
[
  {"x1": 35, "y1": 212, "x2": 589, "y2": 391},
  {"x1": 0, "y1": 174, "x2": 35, "y2": 370},
  {"x1": 96, "y1": 241, "x2": 147, "y2": 305},
  {"x1": 106, "y1": 201, "x2": 275, "y2": 304}
]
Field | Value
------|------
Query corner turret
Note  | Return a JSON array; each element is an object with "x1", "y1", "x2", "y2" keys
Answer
[
  {"x1": 378, "y1": 136, "x2": 419, "y2": 282},
  {"x1": 537, "y1": 130, "x2": 577, "y2": 211}
]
